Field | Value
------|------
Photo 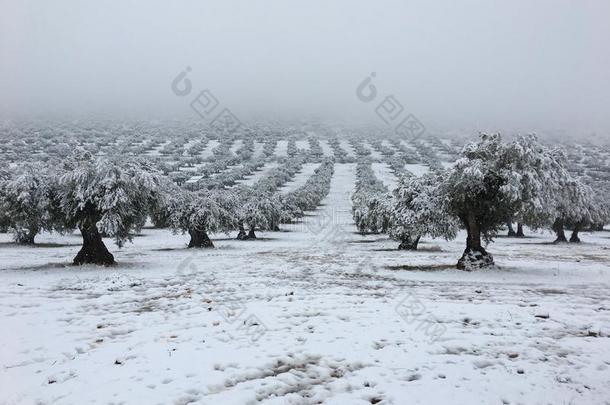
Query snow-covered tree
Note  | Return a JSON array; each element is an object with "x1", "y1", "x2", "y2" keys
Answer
[
  {"x1": 58, "y1": 150, "x2": 162, "y2": 265},
  {"x1": 353, "y1": 191, "x2": 393, "y2": 235},
  {"x1": 0, "y1": 163, "x2": 59, "y2": 244},
  {"x1": 443, "y1": 134, "x2": 558, "y2": 269},
  {"x1": 235, "y1": 187, "x2": 283, "y2": 239},
  {"x1": 0, "y1": 168, "x2": 12, "y2": 232},
  {"x1": 551, "y1": 177, "x2": 599, "y2": 243},
  {"x1": 391, "y1": 172, "x2": 458, "y2": 250},
  {"x1": 351, "y1": 161, "x2": 390, "y2": 234},
  {"x1": 167, "y1": 188, "x2": 238, "y2": 248}
]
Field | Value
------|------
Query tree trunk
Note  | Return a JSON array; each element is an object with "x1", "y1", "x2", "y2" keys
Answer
[
  {"x1": 457, "y1": 212, "x2": 493, "y2": 270},
  {"x1": 516, "y1": 223, "x2": 525, "y2": 238},
  {"x1": 188, "y1": 229, "x2": 214, "y2": 248},
  {"x1": 507, "y1": 220, "x2": 516, "y2": 237},
  {"x1": 16, "y1": 227, "x2": 38, "y2": 245},
  {"x1": 236, "y1": 221, "x2": 248, "y2": 240},
  {"x1": 569, "y1": 222, "x2": 582, "y2": 243},
  {"x1": 248, "y1": 227, "x2": 257, "y2": 239},
  {"x1": 553, "y1": 219, "x2": 567, "y2": 243},
  {"x1": 73, "y1": 222, "x2": 115, "y2": 265},
  {"x1": 398, "y1": 235, "x2": 420, "y2": 250}
]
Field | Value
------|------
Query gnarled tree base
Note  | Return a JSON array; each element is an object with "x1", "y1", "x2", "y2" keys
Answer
[
  {"x1": 398, "y1": 236, "x2": 420, "y2": 250},
  {"x1": 74, "y1": 225, "x2": 115, "y2": 266},
  {"x1": 457, "y1": 247, "x2": 494, "y2": 270},
  {"x1": 569, "y1": 231, "x2": 581, "y2": 243},
  {"x1": 516, "y1": 223, "x2": 525, "y2": 238},
  {"x1": 188, "y1": 230, "x2": 214, "y2": 248}
]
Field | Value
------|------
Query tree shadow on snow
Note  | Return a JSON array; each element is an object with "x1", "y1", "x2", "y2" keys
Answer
[
  {"x1": 0, "y1": 242, "x2": 80, "y2": 248},
  {"x1": 387, "y1": 264, "x2": 455, "y2": 272},
  {"x1": 374, "y1": 245, "x2": 443, "y2": 252}
]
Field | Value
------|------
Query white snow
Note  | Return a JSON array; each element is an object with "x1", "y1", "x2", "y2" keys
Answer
[
  {"x1": 230, "y1": 139, "x2": 243, "y2": 155},
  {"x1": 404, "y1": 163, "x2": 430, "y2": 177},
  {"x1": 280, "y1": 163, "x2": 321, "y2": 194},
  {"x1": 274, "y1": 140, "x2": 288, "y2": 157},
  {"x1": 233, "y1": 163, "x2": 279, "y2": 187},
  {"x1": 364, "y1": 142, "x2": 383, "y2": 160},
  {"x1": 318, "y1": 139, "x2": 334, "y2": 157},
  {"x1": 372, "y1": 162, "x2": 398, "y2": 190},
  {"x1": 252, "y1": 141, "x2": 265, "y2": 159},
  {"x1": 202, "y1": 139, "x2": 220, "y2": 159},
  {"x1": 295, "y1": 140, "x2": 310, "y2": 150},
  {"x1": 338, "y1": 139, "x2": 356, "y2": 157}
]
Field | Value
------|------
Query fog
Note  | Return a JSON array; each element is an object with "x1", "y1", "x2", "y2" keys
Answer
[{"x1": 1, "y1": 0, "x2": 609, "y2": 137}]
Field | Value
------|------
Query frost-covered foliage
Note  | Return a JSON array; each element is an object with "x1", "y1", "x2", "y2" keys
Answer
[
  {"x1": 0, "y1": 169, "x2": 10, "y2": 232},
  {"x1": 0, "y1": 163, "x2": 59, "y2": 243},
  {"x1": 390, "y1": 172, "x2": 458, "y2": 249},
  {"x1": 443, "y1": 134, "x2": 565, "y2": 268},
  {"x1": 58, "y1": 150, "x2": 162, "y2": 246},
  {"x1": 281, "y1": 159, "x2": 334, "y2": 220},
  {"x1": 57, "y1": 149, "x2": 163, "y2": 264},
  {"x1": 235, "y1": 187, "x2": 284, "y2": 238},
  {"x1": 551, "y1": 176, "x2": 602, "y2": 242},
  {"x1": 166, "y1": 188, "x2": 238, "y2": 247},
  {"x1": 351, "y1": 161, "x2": 392, "y2": 234}
]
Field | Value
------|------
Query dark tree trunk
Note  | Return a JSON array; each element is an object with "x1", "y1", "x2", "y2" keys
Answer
[
  {"x1": 507, "y1": 220, "x2": 516, "y2": 237},
  {"x1": 188, "y1": 229, "x2": 214, "y2": 248},
  {"x1": 457, "y1": 212, "x2": 493, "y2": 270},
  {"x1": 248, "y1": 227, "x2": 257, "y2": 239},
  {"x1": 569, "y1": 223, "x2": 582, "y2": 243},
  {"x1": 553, "y1": 219, "x2": 567, "y2": 243},
  {"x1": 236, "y1": 221, "x2": 248, "y2": 240},
  {"x1": 74, "y1": 222, "x2": 115, "y2": 266},
  {"x1": 516, "y1": 223, "x2": 525, "y2": 238},
  {"x1": 16, "y1": 227, "x2": 38, "y2": 245},
  {"x1": 398, "y1": 235, "x2": 420, "y2": 250}
]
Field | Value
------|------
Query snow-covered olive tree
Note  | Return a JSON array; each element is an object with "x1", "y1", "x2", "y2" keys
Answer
[
  {"x1": 551, "y1": 177, "x2": 599, "y2": 243},
  {"x1": 167, "y1": 188, "x2": 238, "y2": 248},
  {"x1": 353, "y1": 192, "x2": 393, "y2": 235},
  {"x1": 391, "y1": 172, "x2": 458, "y2": 250},
  {"x1": 235, "y1": 187, "x2": 283, "y2": 239},
  {"x1": 443, "y1": 134, "x2": 557, "y2": 269},
  {"x1": 0, "y1": 163, "x2": 59, "y2": 244},
  {"x1": 58, "y1": 150, "x2": 162, "y2": 265}
]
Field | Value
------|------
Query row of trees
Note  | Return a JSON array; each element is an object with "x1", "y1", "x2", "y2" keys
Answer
[
  {"x1": 352, "y1": 134, "x2": 609, "y2": 269},
  {"x1": 0, "y1": 151, "x2": 335, "y2": 266}
]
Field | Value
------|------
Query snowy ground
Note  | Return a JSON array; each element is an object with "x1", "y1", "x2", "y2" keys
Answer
[
  {"x1": 274, "y1": 140, "x2": 288, "y2": 157},
  {"x1": 318, "y1": 140, "x2": 334, "y2": 157},
  {"x1": 279, "y1": 163, "x2": 321, "y2": 194},
  {"x1": 404, "y1": 164, "x2": 429, "y2": 177},
  {"x1": 234, "y1": 163, "x2": 279, "y2": 187},
  {"x1": 230, "y1": 140, "x2": 243, "y2": 155},
  {"x1": 371, "y1": 163, "x2": 398, "y2": 190},
  {"x1": 363, "y1": 142, "x2": 383, "y2": 161},
  {"x1": 1, "y1": 164, "x2": 610, "y2": 404},
  {"x1": 295, "y1": 140, "x2": 309, "y2": 151},
  {"x1": 338, "y1": 140, "x2": 356, "y2": 157}
]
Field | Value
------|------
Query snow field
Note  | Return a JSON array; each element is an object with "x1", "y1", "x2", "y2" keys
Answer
[
  {"x1": 274, "y1": 140, "x2": 288, "y2": 157},
  {"x1": 318, "y1": 139, "x2": 335, "y2": 157},
  {"x1": 233, "y1": 163, "x2": 279, "y2": 187},
  {"x1": 372, "y1": 162, "x2": 399, "y2": 190},
  {"x1": 404, "y1": 164, "x2": 430, "y2": 177},
  {"x1": 280, "y1": 163, "x2": 322, "y2": 194}
]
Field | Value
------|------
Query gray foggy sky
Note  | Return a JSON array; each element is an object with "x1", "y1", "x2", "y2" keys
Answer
[{"x1": 1, "y1": 0, "x2": 609, "y2": 136}]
